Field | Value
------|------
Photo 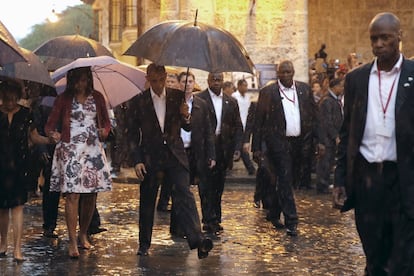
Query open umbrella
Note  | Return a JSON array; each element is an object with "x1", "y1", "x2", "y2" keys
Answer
[
  {"x1": 51, "y1": 56, "x2": 146, "y2": 108},
  {"x1": 0, "y1": 47, "x2": 56, "y2": 96},
  {"x1": 0, "y1": 20, "x2": 26, "y2": 65},
  {"x1": 123, "y1": 16, "x2": 255, "y2": 74},
  {"x1": 34, "y1": 34, "x2": 114, "y2": 71}
]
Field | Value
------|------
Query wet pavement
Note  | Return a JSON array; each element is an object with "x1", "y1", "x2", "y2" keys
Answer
[{"x1": 0, "y1": 165, "x2": 366, "y2": 276}]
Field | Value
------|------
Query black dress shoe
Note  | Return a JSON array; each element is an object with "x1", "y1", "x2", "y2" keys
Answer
[
  {"x1": 197, "y1": 237, "x2": 213, "y2": 259},
  {"x1": 137, "y1": 247, "x2": 149, "y2": 256},
  {"x1": 286, "y1": 224, "x2": 298, "y2": 236},
  {"x1": 156, "y1": 205, "x2": 170, "y2": 212},
  {"x1": 0, "y1": 252, "x2": 6, "y2": 258},
  {"x1": 87, "y1": 227, "x2": 107, "y2": 235},
  {"x1": 253, "y1": 201, "x2": 260, "y2": 208},
  {"x1": 43, "y1": 229, "x2": 59, "y2": 238},
  {"x1": 203, "y1": 223, "x2": 221, "y2": 234},
  {"x1": 270, "y1": 219, "x2": 285, "y2": 229}
]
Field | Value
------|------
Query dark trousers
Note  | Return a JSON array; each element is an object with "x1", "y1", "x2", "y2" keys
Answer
[
  {"x1": 241, "y1": 150, "x2": 255, "y2": 174},
  {"x1": 157, "y1": 181, "x2": 172, "y2": 209},
  {"x1": 139, "y1": 148, "x2": 202, "y2": 250},
  {"x1": 354, "y1": 153, "x2": 414, "y2": 276},
  {"x1": 42, "y1": 165, "x2": 60, "y2": 231},
  {"x1": 315, "y1": 145, "x2": 336, "y2": 192},
  {"x1": 170, "y1": 147, "x2": 200, "y2": 233},
  {"x1": 89, "y1": 205, "x2": 101, "y2": 229},
  {"x1": 207, "y1": 138, "x2": 226, "y2": 224},
  {"x1": 288, "y1": 136, "x2": 313, "y2": 189},
  {"x1": 266, "y1": 147, "x2": 298, "y2": 227},
  {"x1": 254, "y1": 155, "x2": 276, "y2": 209}
]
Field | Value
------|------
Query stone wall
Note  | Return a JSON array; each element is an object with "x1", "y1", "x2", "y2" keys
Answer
[{"x1": 308, "y1": 0, "x2": 414, "y2": 66}]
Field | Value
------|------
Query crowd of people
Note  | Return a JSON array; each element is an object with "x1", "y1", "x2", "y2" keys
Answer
[{"x1": 0, "y1": 11, "x2": 413, "y2": 275}]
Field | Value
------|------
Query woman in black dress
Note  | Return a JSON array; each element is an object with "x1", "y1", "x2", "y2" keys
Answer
[{"x1": 0, "y1": 80, "x2": 50, "y2": 262}]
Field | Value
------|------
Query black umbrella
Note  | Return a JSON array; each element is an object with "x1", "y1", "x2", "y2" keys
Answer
[
  {"x1": 123, "y1": 15, "x2": 255, "y2": 74},
  {"x1": 34, "y1": 34, "x2": 114, "y2": 71},
  {"x1": 0, "y1": 47, "x2": 56, "y2": 97},
  {"x1": 0, "y1": 20, "x2": 26, "y2": 65}
]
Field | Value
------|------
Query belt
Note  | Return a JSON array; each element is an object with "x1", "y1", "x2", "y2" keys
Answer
[{"x1": 357, "y1": 153, "x2": 397, "y2": 174}]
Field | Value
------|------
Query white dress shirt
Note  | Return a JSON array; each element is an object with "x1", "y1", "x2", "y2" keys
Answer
[
  {"x1": 208, "y1": 88, "x2": 223, "y2": 135},
  {"x1": 360, "y1": 54, "x2": 402, "y2": 162},
  {"x1": 278, "y1": 80, "x2": 301, "y2": 137},
  {"x1": 180, "y1": 96, "x2": 193, "y2": 148},
  {"x1": 151, "y1": 87, "x2": 166, "y2": 133},
  {"x1": 232, "y1": 90, "x2": 251, "y2": 131}
]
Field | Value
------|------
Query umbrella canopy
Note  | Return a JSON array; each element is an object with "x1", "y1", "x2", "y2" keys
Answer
[
  {"x1": 34, "y1": 34, "x2": 114, "y2": 71},
  {"x1": 0, "y1": 20, "x2": 26, "y2": 65},
  {"x1": 52, "y1": 56, "x2": 146, "y2": 108},
  {"x1": 123, "y1": 20, "x2": 255, "y2": 74},
  {"x1": 0, "y1": 47, "x2": 56, "y2": 96}
]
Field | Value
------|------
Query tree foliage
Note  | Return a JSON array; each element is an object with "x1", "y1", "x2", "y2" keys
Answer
[{"x1": 19, "y1": 4, "x2": 94, "y2": 51}]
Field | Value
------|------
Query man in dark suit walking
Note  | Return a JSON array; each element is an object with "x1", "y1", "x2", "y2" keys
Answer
[
  {"x1": 197, "y1": 72, "x2": 243, "y2": 233},
  {"x1": 334, "y1": 12, "x2": 414, "y2": 275},
  {"x1": 170, "y1": 71, "x2": 216, "y2": 237},
  {"x1": 252, "y1": 60, "x2": 317, "y2": 236},
  {"x1": 127, "y1": 64, "x2": 212, "y2": 259},
  {"x1": 315, "y1": 78, "x2": 344, "y2": 194}
]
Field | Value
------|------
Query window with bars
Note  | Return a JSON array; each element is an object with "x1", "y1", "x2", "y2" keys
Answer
[{"x1": 110, "y1": 0, "x2": 137, "y2": 42}]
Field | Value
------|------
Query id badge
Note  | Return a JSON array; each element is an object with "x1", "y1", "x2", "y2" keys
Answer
[{"x1": 376, "y1": 117, "x2": 393, "y2": 137}]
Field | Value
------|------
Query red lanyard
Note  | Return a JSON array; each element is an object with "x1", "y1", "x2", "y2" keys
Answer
[
  {"x1": 378, "y1": 69, "x2": 398, "y2": 119},
  {"x1": 279, "y1": 86, "x2": 296, "y2": 104}
]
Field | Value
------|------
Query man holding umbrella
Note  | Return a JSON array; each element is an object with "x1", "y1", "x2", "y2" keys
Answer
[{"x1": 127, "y1": 63, "x2": 213, "y2": 259}]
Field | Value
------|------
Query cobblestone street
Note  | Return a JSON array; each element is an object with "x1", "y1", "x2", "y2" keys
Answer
[{"x1": 0, "y1": 171, "x2": 366, "y2": 276}]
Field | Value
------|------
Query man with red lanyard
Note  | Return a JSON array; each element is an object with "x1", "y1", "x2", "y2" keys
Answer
[
  {"x1": 253, "y1": 60, "x2": 317, "y2": 236},
  {"x1": 334, "y1": 12, "x2": 414, "y2": 275}
]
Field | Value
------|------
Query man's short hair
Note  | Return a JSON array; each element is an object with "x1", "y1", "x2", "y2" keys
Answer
[
  {"x1": 178, "y1": 71, "x2": 195, "y2": 82},
  {"x1": 223, "y1": 81, "x2": 234, "y2": 89},
  {"x1": 237, "y1": 79, "x2": 247, "y2": 86},
  {"x1": 147, "y1": 63, "x2": 166, "y2": 75}
]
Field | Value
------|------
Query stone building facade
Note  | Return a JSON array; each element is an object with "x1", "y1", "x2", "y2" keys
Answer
[
  {"x1": 308, "y1": 0, "x2": 414, "y2": 66},
  {"x1": 90, "y1": 0, "x2": 414, "y2": 87}
]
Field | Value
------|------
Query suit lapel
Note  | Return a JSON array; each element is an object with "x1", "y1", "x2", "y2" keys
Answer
[
  {"x1": 295, "y1": 81, "x2": 305, "y2": 112},
  {"x1": 222, "y1": 94, "x2": 230, "y2": 123},
  {"x1": 202, "y1": 90, "x2": 218, "y2": 128},
  {"x1": 396, "y1": 58, "x2": 412, "y2": 114}
]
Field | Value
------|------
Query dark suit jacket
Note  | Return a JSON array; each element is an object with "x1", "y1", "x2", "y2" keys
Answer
[
  {"x1": 243, "y1": 101, "x2": 257, "y2": 144},
  {"x1": 189, "y1": 95, "x2": 216, "y2": 173},
  {"x1": 127, "y1": 88, "x2": 191, "y2": 170},
  {"x1": 196, "y1": 89, "x2": 243, "y2": 168},
  {"x1": 317, "y1": 92, "x2": 343, "y2": 147},
  {"x1": 335, "y1": 58, "x2": 414, "y2": 216},
  {"x1": 252, "y1": 80, "x2": 317, "y2": 155}
]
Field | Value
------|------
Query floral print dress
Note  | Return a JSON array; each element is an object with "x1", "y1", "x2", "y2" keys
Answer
[{"x1": 50, "y1": 96, "x2": 112, "y2": 193}]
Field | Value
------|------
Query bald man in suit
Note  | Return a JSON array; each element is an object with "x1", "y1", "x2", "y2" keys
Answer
[{"x1": 334, "y1": 12, "x2": 414, "y2": 275}]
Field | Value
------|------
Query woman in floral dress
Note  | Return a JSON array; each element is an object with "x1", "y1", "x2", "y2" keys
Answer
[{"x1": 45, "y1": 67, "x2": 112, "y2": 258}]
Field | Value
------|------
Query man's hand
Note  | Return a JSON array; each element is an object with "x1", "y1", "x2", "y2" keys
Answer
[
  {"x1": 242, "y1": 142, "x2": 250, "y2": 153},
  {"x1": 332, "y1": 186, "x2": 346, "y2": 210},
  {"x1": 317, "y1": 143, "x2": 326, "y2": 157},
  {"x1": 180, "y1": 101, "x2": 190, "y2": 121},
  {"x1": 233, "y1": 150, "x2": 241, "y2": 161},
  {"x1": 208, "y1": 159, "x2": 216, "y2": 169},
  {"x1": 134, "y1": 163, "x2": 147, "y2": 182},
  {"x1": 48, "y1": 130, "x2": 61, "y2": 144},
  {"x1": 253, "y1": 151, "x2": 262, "y2": 164}
]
